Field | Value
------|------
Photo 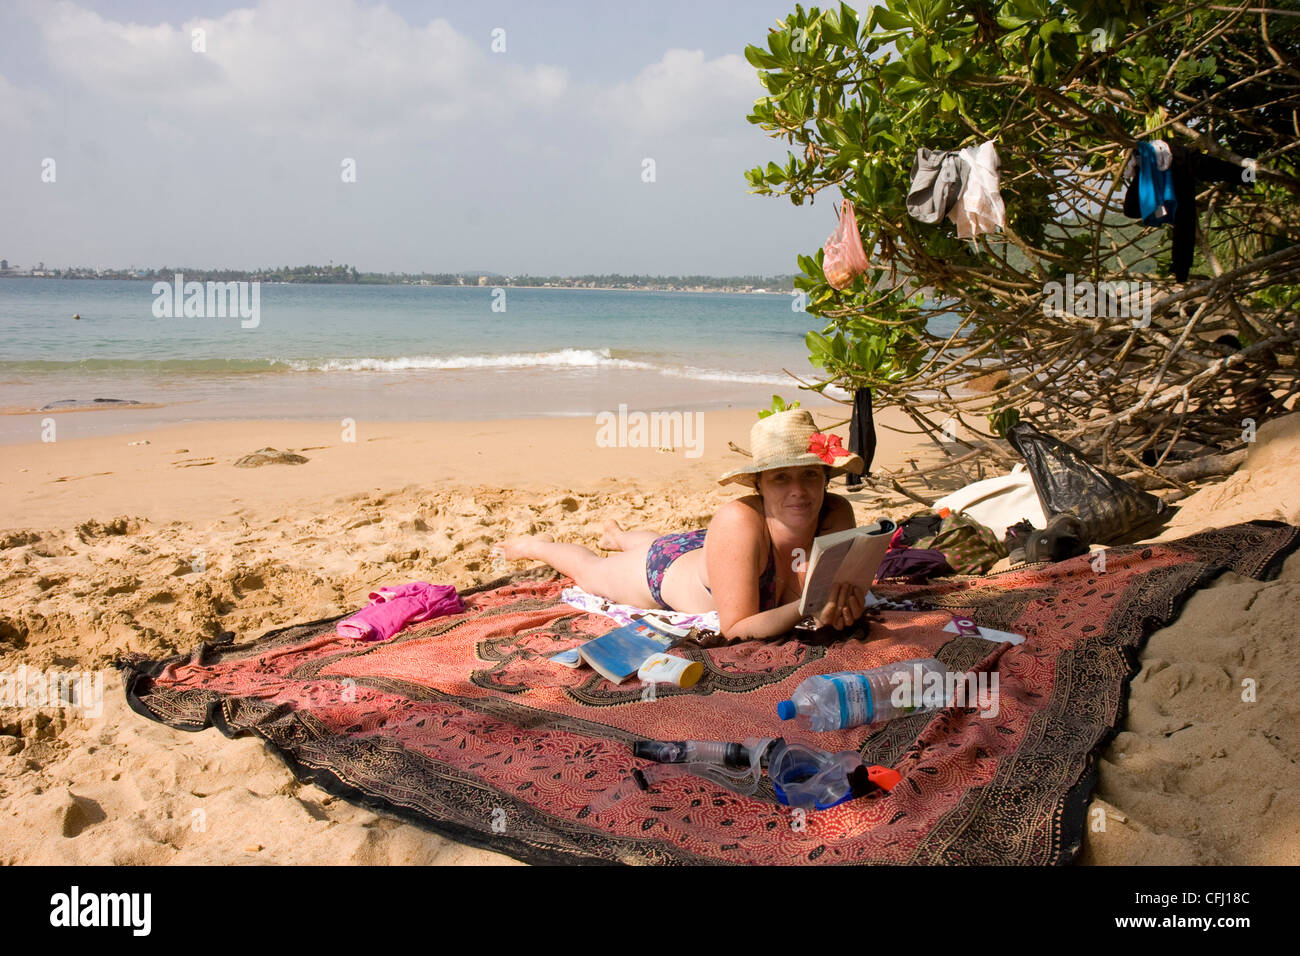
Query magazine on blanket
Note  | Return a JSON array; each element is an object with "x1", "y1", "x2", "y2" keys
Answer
[
  {"x1": 798, "y1": 518, "x2": 897, "y2": 617},
  {"x1": 549, "y1": 616, "x2": 689, "y2": 684}
]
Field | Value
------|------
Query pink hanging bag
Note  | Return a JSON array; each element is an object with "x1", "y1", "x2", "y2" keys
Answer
[{"x1": 822, "y1": 199, "x2": 869, "y2": 290}]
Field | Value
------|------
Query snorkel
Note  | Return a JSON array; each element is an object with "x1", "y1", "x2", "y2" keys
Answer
[{"x1": 586, "y1": 737, "x2": 902, "y2": 816}]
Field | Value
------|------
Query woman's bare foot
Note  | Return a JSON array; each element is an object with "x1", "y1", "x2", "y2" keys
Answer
[
  {"x1": 493, "y1": 533, "x2": 554, "y2": 562},
  {"x1": 598, "y1": 519, "x2": 624, "y2": 551}
]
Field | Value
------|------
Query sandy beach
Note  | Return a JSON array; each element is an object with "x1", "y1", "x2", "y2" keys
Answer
[{"x1": 1, "y1": 405, "x2": 1297, "y2": 865}]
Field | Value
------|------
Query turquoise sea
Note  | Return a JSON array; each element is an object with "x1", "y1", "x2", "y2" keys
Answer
[{"x1": 0, "y1": 278, "x2": 839, "y2": 443}]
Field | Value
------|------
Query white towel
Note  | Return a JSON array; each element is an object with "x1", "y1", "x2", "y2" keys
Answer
[
  {"x1": 560, "y1": 586, "x2": 721, "y2": 634},
  {"x1": 948, "y1": 140, "x2": 1006, "y2": 239}
]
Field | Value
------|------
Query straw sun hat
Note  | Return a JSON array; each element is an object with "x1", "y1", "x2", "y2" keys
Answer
[{"x1": 717, "y1": 409, "x2": 864, "y2": 488}]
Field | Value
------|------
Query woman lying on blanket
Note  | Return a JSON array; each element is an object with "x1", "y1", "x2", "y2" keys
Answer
[{"x1": 495, "y1": 409, "x2": 867, "y2": 640}]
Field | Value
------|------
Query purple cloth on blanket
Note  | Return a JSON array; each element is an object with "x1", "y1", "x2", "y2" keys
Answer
[
  {"x1": 338, "y1": 582, "x2": 464, "y2": 641},
  {"x1": 875, "y1": 547, "x2": 953, "y2": 582}
]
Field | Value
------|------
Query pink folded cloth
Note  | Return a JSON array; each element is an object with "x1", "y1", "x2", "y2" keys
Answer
[
  {"x1": 369, "y1": 582, "x2": 434, "y2": 603},
  {"x1": 337, "y1": 582, "x2": 464, "y2": 641}
]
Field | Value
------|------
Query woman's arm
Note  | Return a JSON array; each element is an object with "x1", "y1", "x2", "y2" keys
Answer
[
  {"x1": 724, "y1": 602, "x2": 807, "y2": 641},
  {"x1": 705, "y1": 500, "x2": 799, "y2": 640}
]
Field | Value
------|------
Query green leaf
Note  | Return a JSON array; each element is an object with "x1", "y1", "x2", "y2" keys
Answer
[
  {"x1": 871, "y1": 8, "x2": 912, "y2": 30},
  {"x1": 906, "y1": 40, "x2": 931, "y2": 77},
  {"x1": 768, "y1": 29, "x2": 792, "y2": 61},
  {"x1": 840, "y1": 2, "x2": 859, "y2": 41},
  {"x1": 744, "y1": 45, "x2": 781, "y2": 69},
  {"x1": 806, "y1": 331, "x2": 833, "y2": 356},
  {"x1": 787, "y1": 87, "x2": 808, "y2": 118}
]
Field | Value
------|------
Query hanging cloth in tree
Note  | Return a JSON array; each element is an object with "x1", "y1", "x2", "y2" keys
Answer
[
  {"x1": 947, "y1": 140, "x2": 1005, "y2": 239},
  {"x1": 1125, "y1": 140, "x2": 1178, "y2": 226},
  {"x1": 1167, "y1": 144, "x2": 1247, "y2": 282},
  {"x1": 1124, "y1": 141, "x2": 1245, "y2": 281},
  {"x1": 846, "y1": 387, "x2": 876, "y2": 488},
  {"x1": 906, "y1": 148, "x2": 968, "y2": 224}
]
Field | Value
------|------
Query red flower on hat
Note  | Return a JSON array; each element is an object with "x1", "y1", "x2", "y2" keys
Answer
[{"x1": 808, "y1": 432, "x2": 846, "y2": 464}]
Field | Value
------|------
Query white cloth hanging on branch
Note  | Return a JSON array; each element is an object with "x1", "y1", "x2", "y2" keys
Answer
[{"x1": 947, "y1": 140, "x2": 1006, "y2": 239}]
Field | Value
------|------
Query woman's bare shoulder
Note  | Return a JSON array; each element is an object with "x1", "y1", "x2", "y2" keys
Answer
[
  {"x1": 820, "y1": 492, "x2": 857, "y2": 530},
  {"x1": 709, "y1": 496, "x2": 765, "y2": 535},
  {"x1": 823, "y1": 492, "x2": 856, "y2": 517}
]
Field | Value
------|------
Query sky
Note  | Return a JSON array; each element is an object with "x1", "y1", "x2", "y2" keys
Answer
[{"x1": 0, "y1": 0, "x2": 839, "y2": 275}]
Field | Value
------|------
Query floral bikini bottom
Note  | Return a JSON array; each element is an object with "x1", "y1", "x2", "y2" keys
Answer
[
  {"x1": 644, "y1": 529, "x2": 708, "y2": 609},
  {"x1": 644, "y1": 528, "x2": 777, "y2": 612}
]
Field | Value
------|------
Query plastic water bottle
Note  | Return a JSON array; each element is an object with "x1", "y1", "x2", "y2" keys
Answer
[{"x1": 777, "y1": 658, "x2": 949, "y2": 731}]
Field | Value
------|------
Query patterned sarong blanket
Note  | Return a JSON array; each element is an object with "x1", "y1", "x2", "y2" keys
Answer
[{"x1": 121, "y1": 521, "x2": 1299, "y2": 865}]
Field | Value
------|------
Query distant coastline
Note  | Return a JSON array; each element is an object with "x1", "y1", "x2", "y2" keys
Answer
[{"x1": 0, "y1": 267, "x2": 796, "y2": 295}]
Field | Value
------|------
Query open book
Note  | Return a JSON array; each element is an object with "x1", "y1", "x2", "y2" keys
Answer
[
  {"x1": 798, "y1": 518, "x2": 897, "y2": 616},
  {"x1": 549, "y1": 617, "x2": 688, "y2": 684}
]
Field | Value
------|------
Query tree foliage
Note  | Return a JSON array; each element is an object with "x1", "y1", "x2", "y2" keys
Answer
[{"x1": 746, "y1": 0, "x2": 1299, "y2": 486}]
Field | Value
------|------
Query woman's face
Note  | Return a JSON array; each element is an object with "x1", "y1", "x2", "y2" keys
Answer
[{"x1": 756, "y1": 465, "x2": 827, "y2": 526}]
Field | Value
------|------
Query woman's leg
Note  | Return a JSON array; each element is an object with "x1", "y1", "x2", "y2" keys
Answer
[
  {"x1": 598, "y1": 519, "x2": 659, "y2": 553},
  {"x1": 498, "y1": 534, "x2": 659, "y2": 607}
]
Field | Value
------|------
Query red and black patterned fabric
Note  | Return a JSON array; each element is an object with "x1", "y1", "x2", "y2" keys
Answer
[{"x1": 120, "y1": 520, "x2": 1299, "y2": 866}]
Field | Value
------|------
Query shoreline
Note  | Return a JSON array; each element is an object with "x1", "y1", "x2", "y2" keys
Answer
[{"x1": 0, "y1": 381, "x2": 833, "y2": 448}]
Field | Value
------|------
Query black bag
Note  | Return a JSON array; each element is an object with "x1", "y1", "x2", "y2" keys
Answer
[{"x1": 1006, "y1": 422, "x2": 1169, "y2": 545}]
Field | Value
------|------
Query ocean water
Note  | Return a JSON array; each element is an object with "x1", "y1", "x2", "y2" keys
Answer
[{"x1": 0, "y1": 278, "x2": 834, "y2": 442}]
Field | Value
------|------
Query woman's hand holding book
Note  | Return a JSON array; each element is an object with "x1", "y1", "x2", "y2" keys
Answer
[{"x1": 812, "y1": 581, "x2": 866, "y2": 630}]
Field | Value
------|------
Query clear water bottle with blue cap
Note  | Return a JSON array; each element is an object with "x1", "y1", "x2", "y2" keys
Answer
[{"x1": 777, "y1": 658, "x2": 949, "y2": 731}]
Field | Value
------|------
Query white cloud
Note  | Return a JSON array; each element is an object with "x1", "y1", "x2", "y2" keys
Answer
[
  {"x1": 593, "y1": 48, "x2": 759, "y2": 134},
  {"x1": 24, "y1": 3, "x2": 759, "y2": 146},
  {"x1": 29, "y1": 0, "x2": 569, "y2": 140},
  {"x1": 0, "y1": 71, "x2": 53, "y2": 129}
]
